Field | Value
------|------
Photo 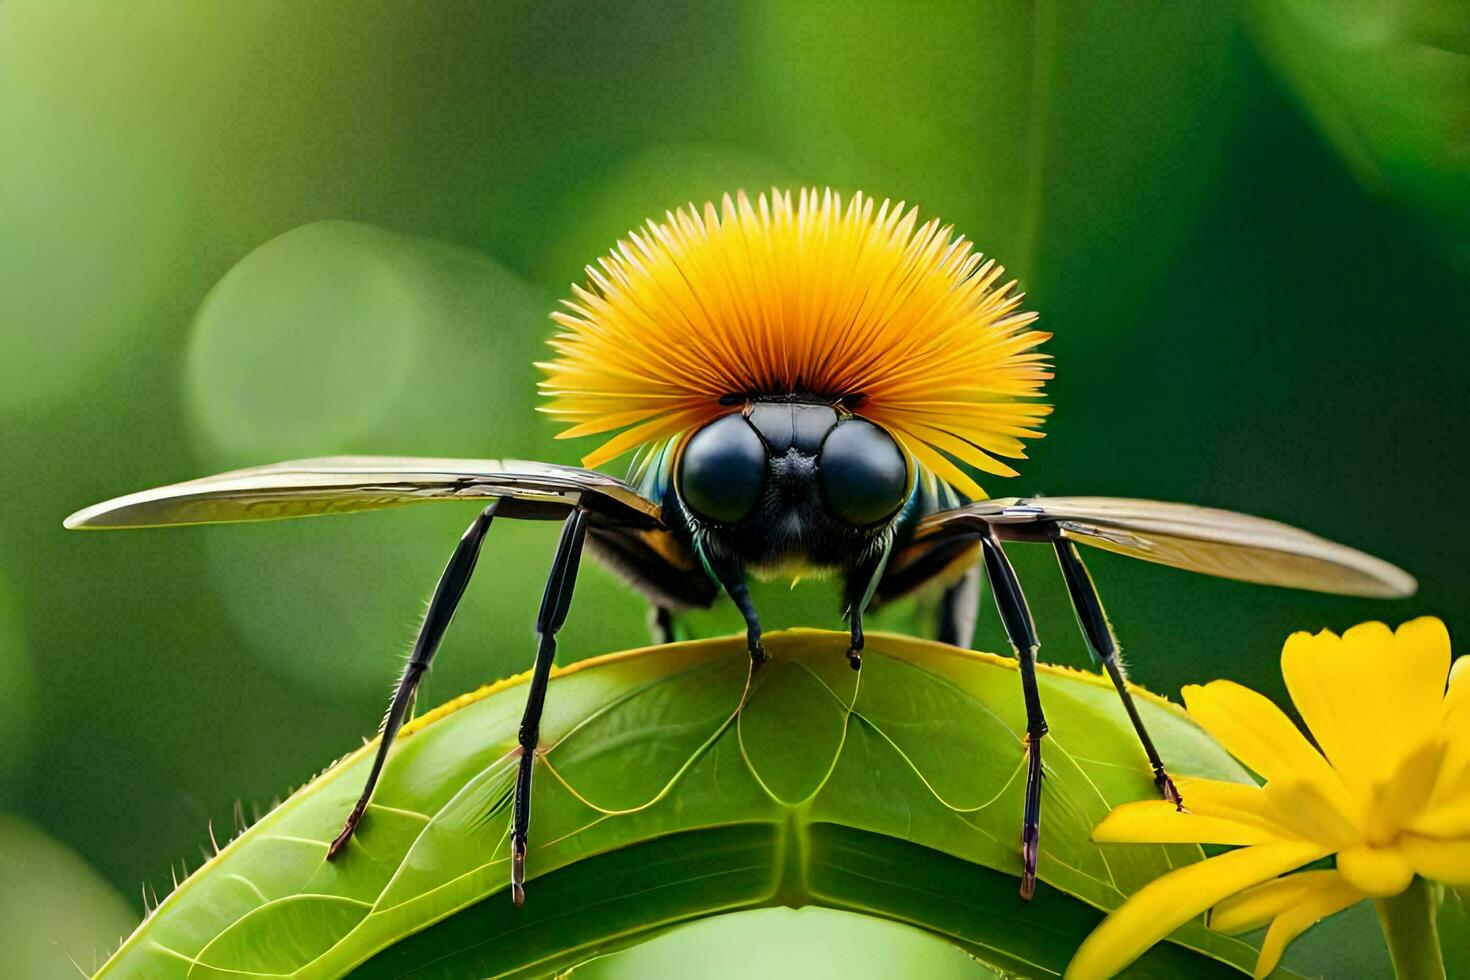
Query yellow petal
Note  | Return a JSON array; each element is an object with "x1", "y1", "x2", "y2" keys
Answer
[
  {"x1": 1260, "y1": 778, "x2": 1362, "y2": 850},
  {"x1": 1364, "y1": 740, "x2": 1444, "y2": 845},
  {"x1": 1282, "y1": 619, "x2": 1449, "y2": 804},
  {"x1": 1424, "y1": 659, "x2": 1470, "y2": 827},
  {"x1": 1064, "y1": 841, "x2": 1327, "y2": 980},
  {"x1": 1412, "y1": 793, "x2": 1470, "y2": 838},
  {"x1": 1182, "y1": 680, "x2": 1355, "y2": 823},
  {"x1": 1337, "y1": 844, "x2": 1415, "y2": 896},
  {"x1": 1172, "y1": 778, "x2": 1290, "y2": 834},
  {"x1": 1448, "y1": 654, "x2": 1470, "y2": 720},
  {"x1": 1438, "y1": 655, "x2": 1470, "y2": 804},
  {"x1": 1400, "y1": 834, "x2": 1470, "y2": 887},
  {"x1": 1092, "y1": 800, "x2": 1282, "y2": 846},
  {"x1": 1252, "y1": 875, "x2": 1365, "y2": 979},
  {"x1": 1207, "y1": 869, "x2": 1348, "y2": 934}
]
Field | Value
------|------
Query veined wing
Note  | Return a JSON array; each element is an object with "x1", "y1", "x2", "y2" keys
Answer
[
  {"x1": 914, "y1": 496, "x2": 1416, "y2": 599},
  {"x1": 64, "y1": 457, "x2": 664, "y2": 530}
]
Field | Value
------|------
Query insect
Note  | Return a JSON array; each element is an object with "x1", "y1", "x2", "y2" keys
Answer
[{"x1": 67, "y1": 188, "x2": 1415, "y2": 905}]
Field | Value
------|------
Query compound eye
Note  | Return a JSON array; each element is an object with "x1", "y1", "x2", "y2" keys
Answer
[
  {"x1": 818, "y1": 419, "x2": 909, "y2": 526},
  {"x1": 678, "y1": 414, "x2": 766, "y2": 524}
]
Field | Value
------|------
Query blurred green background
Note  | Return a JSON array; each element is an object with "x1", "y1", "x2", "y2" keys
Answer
[{"x1": 1, "y1": 1, "x2": 1466, "y2": 976}]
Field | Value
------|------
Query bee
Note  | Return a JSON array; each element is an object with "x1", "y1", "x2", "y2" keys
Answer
[{"x1": 67, "y1": 189, "x2": 1414, "y2": 905}]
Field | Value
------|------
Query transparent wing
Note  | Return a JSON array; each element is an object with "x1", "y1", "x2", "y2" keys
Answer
[
  {"x1": 913, "y1": 496, "x2": 1416, "y2": 598},
  {"x1": 64, "y1": 456, "x2": 664, "y2": 530}
]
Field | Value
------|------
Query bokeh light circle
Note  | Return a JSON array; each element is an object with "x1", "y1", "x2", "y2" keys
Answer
[
  {"x1": 183, "y1": 223, "x2": 654, "y2": 703},
  {"x1": 186, "y1": 221, "x2": 423, "y2": 461}
]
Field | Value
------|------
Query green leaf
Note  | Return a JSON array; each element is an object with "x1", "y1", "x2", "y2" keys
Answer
[{"x1": 98, "y1": 631, "x2": 1283, "y2": 978}]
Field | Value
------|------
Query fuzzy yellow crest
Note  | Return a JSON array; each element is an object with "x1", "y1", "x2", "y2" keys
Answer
[{"x1": 537, "y1": 188, "x2": 1052, "y2": 499}]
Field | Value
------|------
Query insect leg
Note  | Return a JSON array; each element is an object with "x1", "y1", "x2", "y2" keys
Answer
[
  {"x1": 649, "y1": 605, "x2": 676, "y2": 644},
  {"x1": 708, "y1": 557, "x2": 766, "y2": 668},
  {"x1": 937, "y1": 561, "x2": 982, "y2": 648},
  {"x1": 511, "y1": 505, "x2": 589, "y2": 906},
  {"x1": 979, "y1": 526, "x2": 1047, "y2": 901},
  {"x1": 847, "y1": 610, "x2": 864, "y2": 670},
  {"x1": 1052, "y1": 538, "x2": 1182, "y2": 806},
  {"x1": 327, "y1": 499, "x2": 502, "y2": 861},
  {"x1": 842, "y1": 544, "x2": 893, "y2": 670}
]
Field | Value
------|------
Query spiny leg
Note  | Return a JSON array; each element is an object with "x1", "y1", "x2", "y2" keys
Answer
[
  {"x1": 511, "y1": 506, "x2": 590, "y2": 906},
  {"x1": 328, "y1": 499, "x2": 502, "y2": 860},
  {"x1": 1052, "y1": 538, "x2": 1181, "y2": 806},
  {"x1": 979, "y1": 527, "x2": 1047, "y2": 901}
]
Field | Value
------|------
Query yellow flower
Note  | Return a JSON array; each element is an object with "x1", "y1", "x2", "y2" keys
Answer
[
  {"x1": 1069, "y1": 618, "x2": 1469, "y2": 979},
  {"x1": 537, "y1": 187, "x2": 1052, "y2": 499}
]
